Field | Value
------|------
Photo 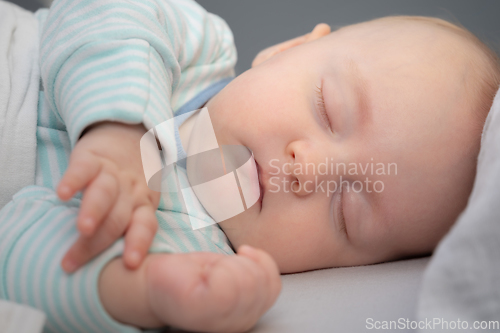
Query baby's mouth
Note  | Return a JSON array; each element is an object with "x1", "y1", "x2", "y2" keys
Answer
[{"x1": 255, "y1": 160, "x2": 264, "y2": 210}]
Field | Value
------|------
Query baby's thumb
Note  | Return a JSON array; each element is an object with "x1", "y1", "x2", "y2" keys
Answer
[{"x1": 237, "y1": 245, "x2": 281, "y2": 276}]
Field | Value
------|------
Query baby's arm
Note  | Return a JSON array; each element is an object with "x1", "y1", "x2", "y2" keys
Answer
[
  {"x1": 99, "y1": 246, "x2": 282, "y2": 332},
  {"x1": 58, "y1": 121, "x2": 161, "y2": 272},
  {"x1": 40, "y1": 0, "x2": 235, "y2": 271}
]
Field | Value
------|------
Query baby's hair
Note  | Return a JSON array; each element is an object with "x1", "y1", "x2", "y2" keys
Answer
[{"x1": 384, "y1": 16, "x2": 500, "y2": 132}]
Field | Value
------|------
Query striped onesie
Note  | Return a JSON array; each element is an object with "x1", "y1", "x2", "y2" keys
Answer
[{"x1": 0, "y1": 0, "x2": 237, "y2": 332}]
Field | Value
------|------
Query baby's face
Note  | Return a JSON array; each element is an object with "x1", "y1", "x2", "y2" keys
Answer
[{"x1": 205, "y1": 18, "x2": 481, "y2": 273}]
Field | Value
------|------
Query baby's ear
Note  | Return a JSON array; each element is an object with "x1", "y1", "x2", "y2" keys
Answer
[{"x1": 251, "y1": 23, "x2": 331, "y2": 68}]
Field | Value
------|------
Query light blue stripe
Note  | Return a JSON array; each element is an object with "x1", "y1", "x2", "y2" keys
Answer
[
  {"x1": 15, "y1": 207, "x2": 61, "y2": 303},
  {"x1": 43, "y1": 25, "x2": 180, "y2": 122},
  {"x1": 36, "y1": 130, "x2": 55, "y2": 189},
  {"x1": 78, "y1": 264, "x2": 106, "y2": 333},
  {"x1": 75, "y1": 105, "x2": 143, "y2": 127},
  {"x1": 68, "y1": 81, "x2": 150, "y2": 117},
  {"x1": 0, "y1": 202, "x2": 24, "y2": 298},
  {"x1": 41, "y1": 0, "x2": 160, "y2": 62},
  {"x1": 42, "y1": 8, "x2": 165, "y2": 65},
  {"x1": 42, "y1": 1, "x2": 162, "y2": 60},
  {"x1": 48, "y1": 129, "x2": 69, "y2": 180},
  {"x1": 158, "y1": 0, "x2": 193, "y2": 61},
  {"x1": 59, "y1": 48, "x2": 150, "y2": 106},
  {"x1": 173, "y1": 77, "x2": 233, "y2": 168},
  {"x1": 157, "y1": 215, "x2": 190, "y2": 253},
  {"x1": 175, "y1": 77, "x2": 233, "y2": 116},
  {"x1": 67, "y1": 67, "x2": 168, "y2": 115},
  {"x1": 36, "y1": 210, "x2": 81, "y2": 332},
  {"x1": 68, "y1": 93, "x2": 147, "y2": 136}
]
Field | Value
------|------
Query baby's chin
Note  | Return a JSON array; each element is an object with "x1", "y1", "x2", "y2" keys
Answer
[{"x1": 217, "y1": 204, "x2": 261, "y2": 244}]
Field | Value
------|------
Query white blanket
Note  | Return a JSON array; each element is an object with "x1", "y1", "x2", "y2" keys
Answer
[
  {"x1": 417, "y1": 87, "x2": 500, "y2": 331},
  {"x1": 0, "y1": 300, "x2": 45, "y2": 333},
  {"x1": 0, "y1": 1, "x2": 40, "y2": 209}
]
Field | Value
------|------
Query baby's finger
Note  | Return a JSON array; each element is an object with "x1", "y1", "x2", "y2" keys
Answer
[
  {"x1": 62, "y1": 206, "x2": 132, "y2": 273},
  {"x1": 237, "y1": 245, "x2": 282, "y2": 306},
  {"x1": 123, "y1": 205, "x2": 158, "y2": 269},
  {"x1": 62, "y1": 232, "x2": 114, "y2": 273},
  {"x1": 78, "y1": 171, "x2": 118, "y2": 236},
  {"x1": 103, "y1": 191, "x2": 133, "y2": 239},
  {"x1": 223, "y1": 255, "x2": 267, "y2": 311},
  {"x1": 195, "y1": 255, "x2": 264, "y2": 332},
  {"x1": 57, "y1": 151, "x2": 100, "y2": 201}
]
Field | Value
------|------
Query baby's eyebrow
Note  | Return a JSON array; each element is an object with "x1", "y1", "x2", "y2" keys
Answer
[{"x1": 345, "y1": 58, "x2": 371, "y2": 127}]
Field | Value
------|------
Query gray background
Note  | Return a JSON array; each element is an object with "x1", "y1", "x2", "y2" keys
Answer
[{"x1": 10, "y1": 0, "x2": 500, "y2": 75}]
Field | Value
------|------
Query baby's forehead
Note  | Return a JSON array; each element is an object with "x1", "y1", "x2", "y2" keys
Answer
[
  {"x1": 334, "y1": 16, "x2": 470, "y2": 50},
  {"x1": 325, "y1": 17, "x2": 478, "y2": 82}
]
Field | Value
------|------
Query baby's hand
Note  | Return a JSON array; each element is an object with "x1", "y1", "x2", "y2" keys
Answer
[
  {"x1": 58, "y1": 121, "x2": 160, "y2": 273},
  {"x1": 146, "y1": 246, "x2": 282, "y2": 332}
]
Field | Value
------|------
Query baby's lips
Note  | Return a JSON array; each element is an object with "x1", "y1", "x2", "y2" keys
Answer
[{"x1": 185, "y1": 146, "x2": 260, "y2": 226}]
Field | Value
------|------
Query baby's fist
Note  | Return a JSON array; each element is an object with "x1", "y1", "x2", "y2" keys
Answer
[{"x1": 146, "y1": 246, "x2": 281, "y2": 332}]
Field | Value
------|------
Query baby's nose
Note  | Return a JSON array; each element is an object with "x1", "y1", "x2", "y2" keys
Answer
[
  {"x1": 285, "y1": 141, "x2": 332, "y2": 196},
  {"x1": 290, "y1": 160, "x2": 318, "y2": 196}
]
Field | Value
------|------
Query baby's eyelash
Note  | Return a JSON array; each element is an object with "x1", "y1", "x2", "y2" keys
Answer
[
  {"x1": 315, "y1": 85, "x2": 332, "y2": 131},
  {"x1": 337, "y1": 190, "x2": 348, "y2": 237},
  {"x1": 338, "y1": 196, "x2": 347, "y2": 235}
]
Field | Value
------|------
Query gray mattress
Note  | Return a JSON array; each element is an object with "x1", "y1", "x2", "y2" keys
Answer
[{"x1": 164, "y1": 256, "x2": 429, "y2": 333}]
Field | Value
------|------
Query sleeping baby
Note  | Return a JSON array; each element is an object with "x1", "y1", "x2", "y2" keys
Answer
[{"x1": 0, "y1": 0, "x2": 499, "y2": 332}]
